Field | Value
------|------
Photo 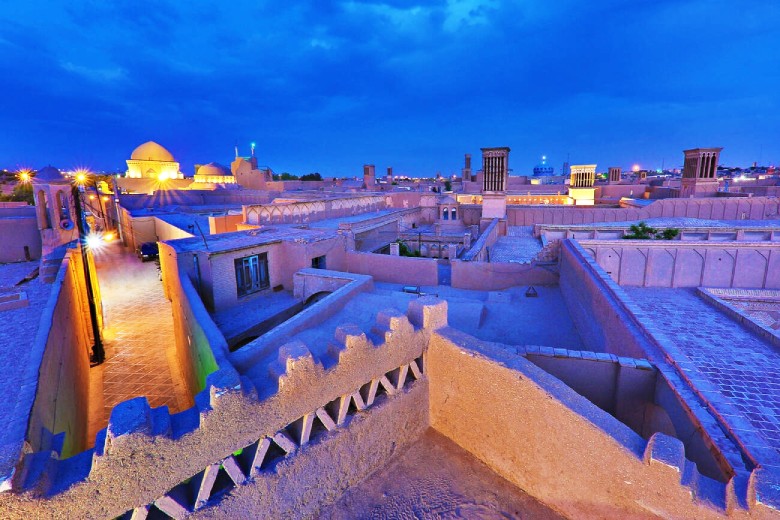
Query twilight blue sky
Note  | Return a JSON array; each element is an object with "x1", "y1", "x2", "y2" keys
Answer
[{"x1": 1, "y1": 0, "x2": 778, "y2": 177}]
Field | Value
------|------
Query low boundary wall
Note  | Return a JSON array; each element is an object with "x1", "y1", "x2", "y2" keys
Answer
[
  {"x1": 428, "y1": 328, "x2": 780, "y2": 518},
  {"x1": 26, "y1": 251, "x2": 93, "y2": 459},
  {"x1": 450, "y1": 260, "x2": 558, "y2": 290},
  {"x1": 345, "y1": 251, "x2": 438, "y2": 286},
  {"x1": 159, "y1": 241, "x2": 228, "y2": 395},
  {"x1": 579, "y1": 240, "x2": 780, "y2": 288}
]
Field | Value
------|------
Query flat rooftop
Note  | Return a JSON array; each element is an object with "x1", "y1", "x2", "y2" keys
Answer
[
  {"x1": 308, "y1": 208, "x2": 408, "y2": 229},
  {"x1": 321, "y1": 429, "x2": 563, "y2": 519},
  {"x1": 235, "y1": 282, "x2": 584, "y2": 392},
  {"x1": 0, "y1": 261, "x2": 55, "y2": 478},
  {"x1": 166, "y1": 226, "x2": 336, "y2": 254}
]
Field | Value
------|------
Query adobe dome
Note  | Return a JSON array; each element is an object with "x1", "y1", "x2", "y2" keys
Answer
[
  {"x1": 33, "y1": 165, "x2": 66, "y2": 183},
  {"x1": 130, "y1": 141, "x2": 175, "y2": 162},
  {"x1": 197, "y1": 162, "x2": 231, "y2": 177}
]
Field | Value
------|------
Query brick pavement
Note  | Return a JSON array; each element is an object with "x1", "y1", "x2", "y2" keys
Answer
[
  {"x1": 490, "y1": 226, "x2": 542, "y2": 263},
  {"x1": 625, "y1": 287, "x2": 780, "y2": 453},
  {"x1": 94, "y1": 244, "x2": 191, "y2": 425}
]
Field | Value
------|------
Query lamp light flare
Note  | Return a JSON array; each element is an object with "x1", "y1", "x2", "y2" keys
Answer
[
  {"x1": 632, "y1": 164, "x2": 640, "y2": 172},
  {"x1": 18, "y1": 170, "x2": 31, "y2": 183},
  {"x1": 85, "y1": 233, "x2": 104, "y2": 252}
]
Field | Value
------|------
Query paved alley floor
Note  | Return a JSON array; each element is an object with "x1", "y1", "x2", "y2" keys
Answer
[{"x1": 92, "y1": 243, "x2": 191, "y2": 431}]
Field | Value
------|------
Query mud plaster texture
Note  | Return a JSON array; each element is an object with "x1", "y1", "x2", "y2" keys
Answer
[
  {"x1": 0, "y1": 300, "x2": 437, "y2": 519},
  {"x1": 427, "y1": 329, "x2": 780, "y2": 520},
  {"x1": 321, "y1": 428, "x2": 564, "y2": 520},
  {"x1": 192, "y1": 380, "x2": 429, "y2": 519}
]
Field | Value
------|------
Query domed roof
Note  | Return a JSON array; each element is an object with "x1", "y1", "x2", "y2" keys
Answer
[
  {"x1": 33, "y1": 165, "x2": 66, "y2": 183},
  {"x1": 130, "y1": 141, "x2": 175, "y2": 162},
  {"x1": 437, "y1": 195, "x2": 457, "y2": 205},
  {"x1": 533, "y1": 156, "x2": 555, "y2": 176},
  {"x1": 197, "y1": 162, "x2": 231, "y2": 177}
]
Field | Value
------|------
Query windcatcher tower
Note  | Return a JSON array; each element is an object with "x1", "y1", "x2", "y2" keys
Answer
[
  {"x1": 679, "y1": 147, "x2": 722, "y2": 198},
  {"x1": 480, "y1": 147, "x2": 510, "y2": 219}
]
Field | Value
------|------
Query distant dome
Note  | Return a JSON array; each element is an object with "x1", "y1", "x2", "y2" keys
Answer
[
  {"x1": 130, "y1": 141, "x2": 175, "y2": 162},
  {"x1": 33, "y1": 165, "x2": 65, "y2": 183},
  {"x1": 533, "y1": 156, "x2": 555, "y2": 177},
  {"x1": 197, "y1": 162, "x2": 231, "y2": 176}
]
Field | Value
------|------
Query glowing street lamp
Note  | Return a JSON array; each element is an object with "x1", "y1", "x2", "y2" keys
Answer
[
  {"x1": 17, "y1": 169, "x2": 31, "y2": 183},
  {"x1": 70, "y1": 172, "x2": 105, "y2": 365},
  {"x1": 632, "y1": 164, "x2": 640, "y2": 173}
]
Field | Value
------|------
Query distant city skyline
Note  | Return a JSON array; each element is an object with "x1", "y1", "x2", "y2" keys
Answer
[{"x1": 1, "y1": 1, "x2": 778, "y2": 176}]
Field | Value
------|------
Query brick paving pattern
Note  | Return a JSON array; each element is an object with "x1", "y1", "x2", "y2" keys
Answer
[
  {"x1": 490, "y1": 226, "x2": 542, "y2": 263},
  {"x1": 95, "y1": 245, "x2": 190, "y2": 422},
  {"x1": 626, "y1": 287, "x2": 780, "y2": 453}
]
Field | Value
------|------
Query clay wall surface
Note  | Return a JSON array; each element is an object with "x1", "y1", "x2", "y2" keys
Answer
[
  {"x1": 0, "y1": 211, "x2": 41, "y2": 262},
  {"x1": 598, "y1": 183, "x2": 646, "y2": 198},
  {"x1": 344, "y1": 251, "x2": 438, "y2": 285},
  {"x1": 154, "y1": 216, "x2": 196, "y2": 242},
  {"x1": 461, "y1": 218, "x2": 499, "y2": 262},
  {"x1": 0, "y1": 299, "x2": 438, "y2": 519},
  {"x1": 26, "y1": 251, "x2": 93, "y2": 458},
  {"x1": 427, "y1": 329, "x2": 779, "y2": 519},
  {"x1": 159, "y1": 241, "x2": 224, "y2": 394},
  {"x1": 194, "y1": 381, "x2": 428, "y2": 519},
  {"x1": 198, "y1": 243, "x2": 284, "y2": 311},
  {"x1": 580, "y1": 240, "x2": 780, "y2": 288},
  {"x1": 279, "y1": 237, "x2": 348, "y2": 283},
  {"x1": 559, "y1": 240, "x2": 654, "y2": 358},
  {"x1": 524, "y1": 347, "x2": 726, "y2": 481},
  {"x1": 459, "y1": 205, "x2": 482, "y2": 226},
  {"x1": 231, "y1": 271, "x2": 373, "y2": 364},
  {"x1": 507, "y1": 196, "x2": 780, "y2": 226},
  {"x1": 450, "y1": 260, "x2": 558, "y2": 290},
  {"x1": 119, "y1": 207, "x2": 157, "y2": 251},
  {"x1": 293, "y1": 268, "x2": 356, "y2": 301},
  {"x1": 244, "y1": 195, "x2": 385, "y2": 226},
  {"x1": 208, "y1": 214, "x2": 244, "y2": 234}
]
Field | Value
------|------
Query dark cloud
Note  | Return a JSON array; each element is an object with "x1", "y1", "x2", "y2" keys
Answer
[{"x1": 0, "y1": 0, "x2": 778, "y2": 175}]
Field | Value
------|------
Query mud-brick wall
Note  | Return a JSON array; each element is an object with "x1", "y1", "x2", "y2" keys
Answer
[
  {"x1": 558, "y1": 240, "x2": 652, "y2": 358},
  {"x1": 345, "y1": 251, "x2": 438, "y2": 286},
  {"x1": 27, "y1": 252, "x2": 93, "y2": 458},
  {"x1": 426, "y1": 332, "x2": 759, "y2": 520},
  {"x1": 159, "y1": 241, "x2": 222, "y2": 396}
]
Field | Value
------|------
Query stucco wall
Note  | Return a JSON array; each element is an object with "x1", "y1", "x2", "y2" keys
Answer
[
  {"x1": 427, "y1": 330, "x2": 775, "y2": 519},
  {"x1": 507, "y1": 196, "x2": 780, "y2": 226},
  {"x1": 27, "y1": 252, "x2": 93, "y2": 458},
  {"x1": 155, "y1": 216, "x2": 195, "y2": 242},
  {"x1": 581, "y1": 240, "x2": 780, "y2": 288},
  {"x1": 559, "y1": 240, "x2": 654, "y2": 358},
  {"x1": 345, "y1": 251, "x2": 438, "y2": 286},
  {"x1": 450, "y1": 260, "x2": 558, "y2": 290},
  {"x1": 159, "y1": 241, "x2": 224, "y2": 395},
  {"x1": 0, "y1": 212, "x2": 41, "y2": 262}
]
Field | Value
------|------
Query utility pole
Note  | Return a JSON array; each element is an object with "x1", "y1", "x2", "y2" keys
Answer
[{"x1": 72, "y1": 184, "x2": 105, "y2": 365}]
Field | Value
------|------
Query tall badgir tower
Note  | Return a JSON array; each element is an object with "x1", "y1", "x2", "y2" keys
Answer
[
  {"x1": 480, "y1": 147, "x2": 510, "y2": 219},
  {"x1": 32, "y1": 165, "x2": 78, "y2": 255},
  {"x1": 679, "y1": 147, "x2": 722, "y2": 198}
]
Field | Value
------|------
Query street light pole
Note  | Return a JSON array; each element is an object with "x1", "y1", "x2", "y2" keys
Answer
[{"x1": 72, "y1": 183, "x2": 105, "y2": 365}]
